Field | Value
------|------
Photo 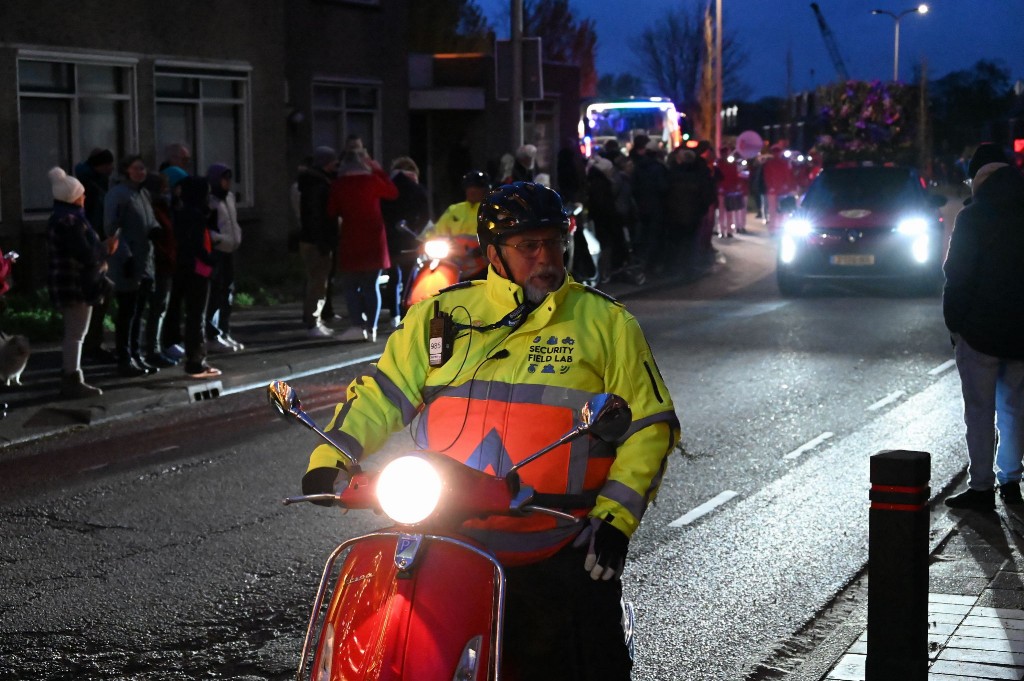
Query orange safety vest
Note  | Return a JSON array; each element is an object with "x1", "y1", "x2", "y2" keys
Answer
[{"x1": 418, "y1": 381, "x2": 616, "y2": 565}]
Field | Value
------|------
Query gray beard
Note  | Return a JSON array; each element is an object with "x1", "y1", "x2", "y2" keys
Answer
[
  {"x1": 523, "y1": 283, "x2": 548, "y2": 304},
  {"x1": 523, "y1": 271, "x2": 565, "y2": 304}
]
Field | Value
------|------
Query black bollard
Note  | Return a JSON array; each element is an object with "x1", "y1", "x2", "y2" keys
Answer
[{"x1": 866, "y1": 449, "x2": 930, "y2": 681}]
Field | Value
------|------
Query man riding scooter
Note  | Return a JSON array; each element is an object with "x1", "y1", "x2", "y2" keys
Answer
[
  {"x1": 402, "y1": 170, "x2": 491, "y2": 309},
  {"x1": 302, "y1": 181, "x2": 680, "y2": 680},
  {"x1": 427, "y1": 169, "x2": 490, "y2": 237}
]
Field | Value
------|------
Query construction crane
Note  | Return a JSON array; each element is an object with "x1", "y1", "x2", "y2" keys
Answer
[{"x1": 810, "y1": 3, "x2": 850, "y2": 82}]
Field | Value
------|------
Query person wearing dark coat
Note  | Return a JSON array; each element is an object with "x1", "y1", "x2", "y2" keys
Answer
[
  {"x1": 172, "y1": 176, "x2": 220, "y2": 379},
  {"x1": 663, "y1": 148, "x2": 716, "y2": 277},
  {"x1": 380, "y1": 156, "x2": 429, "y2": 325},
  {"x1": 296, "y1": 146, "x2": 339, "y2": 338},
  {"x1": 943, "y1": 143, "x2": 1024, "y2": 512},
  {"x1": 104, "y1": 154, "x2": 161, "y2": 377},
  {"x1": 46, "y1": 167, "x2": 117, "y2": 398},
  {"x1": 629, "y1": 135, "x2": 668, "y2": 274},
  {"x1": 141, "y1": 170, "x2": 180, "y2": 368},
  {"x1": 585, "y1": 154, "x2": 628, "y2": 281},
  {"x1": 74, "y1": 148, "x2": 116, "y2": 363}
]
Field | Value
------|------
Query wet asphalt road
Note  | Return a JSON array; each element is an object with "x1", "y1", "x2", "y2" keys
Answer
[{"x1": 0, "y1": 229, "x2": 969, "y2": 680}]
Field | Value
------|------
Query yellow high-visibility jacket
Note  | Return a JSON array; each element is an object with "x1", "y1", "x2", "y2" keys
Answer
[
  {"x1": 308, "y1": 267, "x2": 680, "y2": 564},
  {"x1": 426, "y1": 200, "x2": 480, "y2": 237}
]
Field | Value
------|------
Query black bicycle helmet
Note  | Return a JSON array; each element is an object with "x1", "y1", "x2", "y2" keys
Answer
[
  {"x1": 476, "y1": 181, "x2": 570, "y2": 249},
  {"x1": 462, "y1": 170, "x2": 491, "y2": 190}
]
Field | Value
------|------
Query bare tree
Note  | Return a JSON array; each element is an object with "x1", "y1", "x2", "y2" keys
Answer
[
  {"x1": 629, "y1": 2, "x2": 749, "y2": 134},
  {"x1": 410, "y1": 0, "x2": 491, "y2": 53},
  {"x1": 524, "y1": 0, "x2": 598, "y2": 97}
]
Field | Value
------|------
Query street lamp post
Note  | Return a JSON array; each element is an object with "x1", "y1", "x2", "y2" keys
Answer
[{"x1": 872, "y1": 4, "x2": 929, "y2": 81}]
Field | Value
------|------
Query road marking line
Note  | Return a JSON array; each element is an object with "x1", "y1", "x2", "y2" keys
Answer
[
  {"x1": 784, "y1": 432, "x2": 834, "y2": 460},
  {"x1": 867, "y1": 390, "x2": 906, "y2": 412},
  {"x1": 670, "y1": 490, "x2": 739, "y2": 527},
  {"x1": 928, "y1": 359, "x2": 956, "y2": 376},
  {"x1": 222, "y1": 353, "x2": 381, "y2": 396}
]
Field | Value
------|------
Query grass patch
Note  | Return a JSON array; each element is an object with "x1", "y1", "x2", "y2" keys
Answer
[
  {"x1": 1, "y1": 289, "x2": 64, "y2": 341},
  {"x1": 234, "y1": 252, "x2": 306, "y2": 307}
]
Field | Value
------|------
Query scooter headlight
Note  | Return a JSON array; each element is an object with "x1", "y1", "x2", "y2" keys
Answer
[
  {"x1": 424, "y1": 239, "x2": 451, "y2": 260},
  {"x1": 376, "y1": 455, "x2": 443, "y2": 524}
]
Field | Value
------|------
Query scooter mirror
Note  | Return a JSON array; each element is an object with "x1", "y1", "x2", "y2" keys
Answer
[
  {"x1": 581, "y1": 393, "x2": 632, "y2": 442},
  {"x1": 267, "y1": 380, "x2": 301, "y2": 420},
  {"x1": 266, "y1": 380, "x2": 359, "y2": 470}
]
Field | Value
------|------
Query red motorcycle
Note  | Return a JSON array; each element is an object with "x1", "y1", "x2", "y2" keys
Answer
[{"x1": 266, "y1": 380, "x2": 634, "y2": 681}]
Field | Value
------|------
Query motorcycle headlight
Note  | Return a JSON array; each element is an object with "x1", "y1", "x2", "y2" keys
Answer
[
  {"x1": 783, "y1": 218, "x2": 813, "y2": 237},
  {"x1": 896, "y1": 217, "x2": 928, "y2": 236},
  {"x1": 376, "y1": 455, "x2": 443, "y2": 524},
  {"x1": 424, "y1": 239, "x2": 451, "y2": 260}
]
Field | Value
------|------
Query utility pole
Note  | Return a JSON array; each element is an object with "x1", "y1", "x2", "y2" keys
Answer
[
  {"x1": 510, "y1": 0, "x2": 524, "y2": 149},
  {"x1": 715, "y1": 0, "x2": 722, "y2": 153}
]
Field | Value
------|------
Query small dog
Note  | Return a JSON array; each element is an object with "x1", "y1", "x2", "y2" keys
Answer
[{"x1": 0, "y1": 333, "x2": 30, "y2": 386}]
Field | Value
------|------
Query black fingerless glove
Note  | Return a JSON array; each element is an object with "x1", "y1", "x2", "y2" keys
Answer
[
  {"x1": 301, "y1": 466, "x2": 349, "y2": 507},
  {"x1": 572, "y1": 514, "x2": 629, "y2": 581}
]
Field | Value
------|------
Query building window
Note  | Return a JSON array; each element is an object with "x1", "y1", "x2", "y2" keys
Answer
[
  {"x1": 17, "y1": 55, "x2": 135, "y2": 214},
  {"x1": 155, "y1": 64, "x2": 252, "y2": 205},
  {"x1": 312, "y1": 81, "x2": 381, "y2": 159}
]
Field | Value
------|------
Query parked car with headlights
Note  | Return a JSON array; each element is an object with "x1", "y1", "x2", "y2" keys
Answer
[{"x1": 776, "y1": 164, "x2": 948, "y2": 296}]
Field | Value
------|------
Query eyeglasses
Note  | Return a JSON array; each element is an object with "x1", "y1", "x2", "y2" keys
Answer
[{"x1": 502, "y1": 237, "x2": 569, "y2": 257}]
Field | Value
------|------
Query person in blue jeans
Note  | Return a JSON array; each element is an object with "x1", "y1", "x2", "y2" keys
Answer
[{"x1": 943, "y1": 143, "x2": 1024, "y2": 511}]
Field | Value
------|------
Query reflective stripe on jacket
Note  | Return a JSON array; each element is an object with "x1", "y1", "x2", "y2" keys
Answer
[{"x1": 308, "y1": 267, "x2": 680, "y2": 565}]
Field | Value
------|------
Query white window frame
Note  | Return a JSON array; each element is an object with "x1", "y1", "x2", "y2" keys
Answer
[
  {"x1": 16, "y1": 50, "x2": 138, "y2": 216},
  {"x1": 311, "y1": 78, "x2": 382, "y2": 160},
  {"x1": 154, "y1": 60, "x2": 253, "y2": 207}
]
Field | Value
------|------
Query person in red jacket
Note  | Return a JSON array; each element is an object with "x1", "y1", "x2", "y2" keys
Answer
[
  {"x1": 716, "y1": 148, "x2": 746, "y2": 237},
  {"x1": 327, "y1": 136, "x2": 399, "y2": 342},
  {"x1": 761, "y1": 143, "x2": 796, "y2": 234}
]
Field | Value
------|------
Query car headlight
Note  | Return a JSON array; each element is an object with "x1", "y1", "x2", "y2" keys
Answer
[
  {"x1": 424, "y1": 239, "x2": 451, "y2": 260},
  {"x1": 896, "y1": 217, "x2": 928, "y2": 236},
  {"x1": 779, "y1": 236, "x2": 798, "y2": 264},
  {"x1": 911, "y1": 235, "x2": 931, "y2": 264},
  {"x1": 376, "y1": 455, "x2": 443, "y2": 524},
  {"x1": 783, "y1": 218, "x2": 813, "y2": 237}
]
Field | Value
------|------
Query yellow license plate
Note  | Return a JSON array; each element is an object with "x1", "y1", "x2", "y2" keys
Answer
[{"x1": 830, "y1": 254, "x2": 875, "y2": 266}]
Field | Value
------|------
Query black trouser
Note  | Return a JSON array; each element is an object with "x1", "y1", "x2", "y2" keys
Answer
[
  {"x1": 162, "y1": 275, "x2": 184, "y2": 350},
  {"x1": 114, "y1": 278, "x2": 153, "y2": 360},
  {"x1": 206, "y1": 252, "x2": 235, "y2": 340},
  {"x1": 144, "y1": 272, "x2": 174, "y2": 357},
  {"x1": 503, "y1": 542, "x2": 632, "y2": 681},
  {"x1": 179, "y1": 269, "x2": 211, "y2": 373}
]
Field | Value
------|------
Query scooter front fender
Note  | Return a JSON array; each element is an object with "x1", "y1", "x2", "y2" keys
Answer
[
  {"x1": 302, "y1": 530, "x2": 505, "y2": 681},
  {"x1": 403, "y1": 261, "x2": 461, "y2": 310}
]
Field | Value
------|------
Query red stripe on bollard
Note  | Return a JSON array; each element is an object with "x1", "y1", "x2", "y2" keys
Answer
[
  {"x1": 871, "y1": 484, "x2": 928, "y2": 495},
  {"x1": 870, "y1": 502, "x2": 926, "y2": 512}
]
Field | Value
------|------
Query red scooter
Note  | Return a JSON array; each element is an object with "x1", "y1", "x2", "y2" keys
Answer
[
  {"x1": 402, "y1": 234, "x2": 488, "y2": 312},
  {"x1": 266, "y1": 380, "x2": 634, "y2": 681}
]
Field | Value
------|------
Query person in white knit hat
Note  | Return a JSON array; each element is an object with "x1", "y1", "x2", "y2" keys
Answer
[{"x1": 46, "y1": 167, "x2": 119, "y2": 398}]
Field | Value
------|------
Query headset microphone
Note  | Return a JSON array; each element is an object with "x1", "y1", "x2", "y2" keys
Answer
[{"x1": 490, "y1": 349, "x2": 510, "y2": 360}]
